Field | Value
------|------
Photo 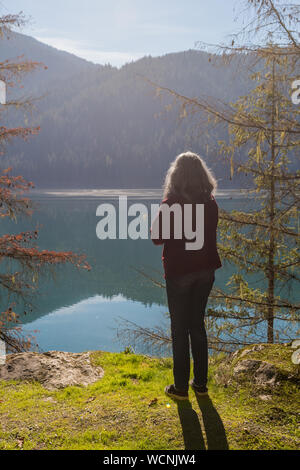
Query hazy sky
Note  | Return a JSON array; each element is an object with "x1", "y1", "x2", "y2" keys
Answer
[{"x1": 2, "y1": 0, "x2": 247, "y2": 67}]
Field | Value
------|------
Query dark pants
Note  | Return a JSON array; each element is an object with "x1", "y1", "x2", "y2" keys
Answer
[{"x1": 166, "y1": 271, "x2": 214, "y2": 392}]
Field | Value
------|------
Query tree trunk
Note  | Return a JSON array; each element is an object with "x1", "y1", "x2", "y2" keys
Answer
[{"x1": 267, "y1": 58, "x2": 276, "y2": 343}]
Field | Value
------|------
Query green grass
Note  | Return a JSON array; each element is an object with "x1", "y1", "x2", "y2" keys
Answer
[{"x1": 0, "y1": 345, "x2": 299, "y2": 450}]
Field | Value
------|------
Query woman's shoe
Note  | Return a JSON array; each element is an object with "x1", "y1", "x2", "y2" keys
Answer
[
  {"x1": 164, "y1": 384, "x2": 189, "y2": 400},
  {"x1": 189, "y1": 380, "x2": 208, "y2": 396}
]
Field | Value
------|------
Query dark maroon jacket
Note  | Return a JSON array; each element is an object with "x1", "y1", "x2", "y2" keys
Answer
[{"x1": 151, "y1": 194, "x2": 222, "y2": 279}]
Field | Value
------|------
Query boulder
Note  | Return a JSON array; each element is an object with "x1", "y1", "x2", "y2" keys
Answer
[
  {"x1": 215, "y1": 344, "x2": 300, "y2": 389},
  {"x1": 0, "y1": 351, "x2": 104, "y2": 390},
  {"x1": 233, "y1": 359, "x2": 279, "y2": 386},
  {"x1": 240, "y1": 344, "x2": 266, "y2": 358}
]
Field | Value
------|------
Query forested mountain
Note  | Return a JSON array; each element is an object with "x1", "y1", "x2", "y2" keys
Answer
[{"x1": 2, "y1": 31, "x2": 254, "y2": 188}]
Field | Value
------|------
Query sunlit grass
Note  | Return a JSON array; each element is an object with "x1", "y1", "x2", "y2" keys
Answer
[{"x1": 0, "y1": 346, "x2": 299, "y2": 450}]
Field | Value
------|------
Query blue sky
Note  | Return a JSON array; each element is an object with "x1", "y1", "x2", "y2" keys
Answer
[{"x1": 2, "y1": 0, "x2": 247, "y2": 67}]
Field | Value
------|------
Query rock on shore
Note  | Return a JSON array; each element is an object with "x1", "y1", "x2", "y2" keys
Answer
[{"x1": 0, "y1": 351, "x2": 104, "y2": 390}]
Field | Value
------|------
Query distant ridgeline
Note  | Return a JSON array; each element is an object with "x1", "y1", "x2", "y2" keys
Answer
[{"x1": 1, "y1": 31, "x2": 283, "y2": 188}]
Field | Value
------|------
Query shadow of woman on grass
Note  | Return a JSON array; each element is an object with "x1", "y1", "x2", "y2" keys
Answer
[
  {"x1": 176, "y1": 395, "x2": 228, "y2": 450},
  {"x1": 176, "y1": 400, "x2": 206, "y2": 449},
  {"x1": 195, "y1": 395, "x2": 229, "y2": 450}
]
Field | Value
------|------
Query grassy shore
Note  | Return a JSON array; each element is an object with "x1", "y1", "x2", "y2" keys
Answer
[{"x1": 0, "y1": 343, "x2": 299, "y2": 450}]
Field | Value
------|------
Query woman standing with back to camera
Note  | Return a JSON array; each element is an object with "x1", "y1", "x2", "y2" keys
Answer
[{"x1": 151, "y1": 151, "x2": 222, "y2": 400}]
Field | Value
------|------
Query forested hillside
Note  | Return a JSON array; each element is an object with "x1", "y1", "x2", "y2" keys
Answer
[{"x1": 2, "y1": 31, "x2": 253, "y2": 188}]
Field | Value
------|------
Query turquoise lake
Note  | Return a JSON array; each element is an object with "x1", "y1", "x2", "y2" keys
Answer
[{"x1": 0, "y1": 189, "x2": 297, "y2": 354}]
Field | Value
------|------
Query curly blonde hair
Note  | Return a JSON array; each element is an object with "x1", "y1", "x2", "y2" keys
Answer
[{"x1": 163, "y1": 151, "x2": 217, "y2": 202}]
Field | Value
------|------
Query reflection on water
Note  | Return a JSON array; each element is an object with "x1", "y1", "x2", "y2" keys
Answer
[
  {"x1": 34, "y1": 188, "x2": 253, "y2": 199},
  {"x1": 21, "y1": 294, "x2": 169, "y2": 353},
  {"x1": 0, "y1": 189, "x2": 279, "y2": 353}
]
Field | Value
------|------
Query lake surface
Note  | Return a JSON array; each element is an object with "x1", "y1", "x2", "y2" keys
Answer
[{"x1": 0, "y1": 189, "x2": 296, "y2": 353}]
